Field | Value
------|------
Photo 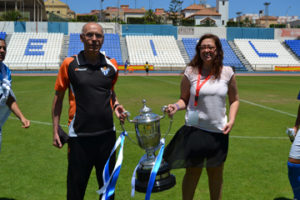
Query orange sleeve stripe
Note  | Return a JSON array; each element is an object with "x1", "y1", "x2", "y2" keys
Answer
[
  {"x1": 54, "y1": 57, "x2": 76, "y2": 125},
  {"x1": 110, "y1": 58, "x2": 119, "y2": 90},
  {"x1": 68, "y1": 90, "x2": 76, "y2": 125},
  {"x1": 54, "y1": 57, "x2": 74, "y2": 91}
]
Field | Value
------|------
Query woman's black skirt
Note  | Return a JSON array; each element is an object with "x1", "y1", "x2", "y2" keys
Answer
[{"x1": 164, "y1": 125, "x2": 229, "y2": 169}]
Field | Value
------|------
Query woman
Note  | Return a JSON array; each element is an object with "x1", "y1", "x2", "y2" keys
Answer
[
  {"x1": 164, "y1": 34, "x2": 239, "y2": 200},
  {"x1": 287, "y1": 92, "x2": 300, "y2": 200}
]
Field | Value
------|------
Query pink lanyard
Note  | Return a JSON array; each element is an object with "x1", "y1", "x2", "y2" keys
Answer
[{"x1": 194, "y1": 68, "x2": 211, "y2": 106}]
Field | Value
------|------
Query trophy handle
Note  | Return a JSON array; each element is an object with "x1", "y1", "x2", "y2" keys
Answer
[
  {"x1": 120, "y1": 111, "x2": 138, "y2": 145},
  {"x1": 161, "y1": 105, "x2": 173, "y2": 139}
]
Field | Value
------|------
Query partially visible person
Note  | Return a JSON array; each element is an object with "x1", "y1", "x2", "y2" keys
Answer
[
  {"x1": 288, "y1": 91, "x2": 300, "y2": 200},
  {"x1": 124, "y1": 59, "x2": 129, "y2": 74},
  {"x1": 164, "y1": 34, "x2": 239, "y2": 200},
  {"x1": 0, "y1": 38, "x2": 30, "y2": 152},
  {"x1": 52, "y1": 22, "x2": 126, "y2": 200},
  {"x1": 144, "y1": 61, "x2": 149, "y2": 76}
]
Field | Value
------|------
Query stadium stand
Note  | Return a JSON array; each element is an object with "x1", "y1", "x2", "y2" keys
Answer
[
  {"x1": 182, "y1": 38, "x2": 247, "y2": 71},
  {"x1": 126, "y1": 35, "x2": 185, "y2": 70},
  {"x1": 285, "y1": 40, "x2": 300, "y2": 58},
  {"x1": 234, "y1": 39, "x2": 300, "y2": 71},
  {"x1": 67, "y1": 33, "x2": 123, "y2": 64},
  {"x1": 4, "y1": 32, "x2": 63, "y2": 70}
]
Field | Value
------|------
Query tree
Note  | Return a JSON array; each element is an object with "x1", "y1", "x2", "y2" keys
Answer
[
  {"x1": 76, "y1": 15, "x2": 98, "y2": 22},
  {"x1": 168, "y1": 0, "x2": 183, "y2": 25},
  {"x1": 144, "y1": 9, "x2": 162, "y2": 24},
  {"x1": 144, "y1": 9, "x2": 156, "y2": 24},
  {"x1": 0, "y1": 10, "x2": 23, "y2": 21}
]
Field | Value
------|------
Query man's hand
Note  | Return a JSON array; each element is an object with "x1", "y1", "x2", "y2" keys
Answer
[
  {"x1": 114, "y1": 104, "x2": 127, "y2": 123},
  {"x1": 53, "y1": 127, "x2": 62, "y2": 148},
  {"x1": 21, "y1": 118, "x2": 30, "y2": 128}
]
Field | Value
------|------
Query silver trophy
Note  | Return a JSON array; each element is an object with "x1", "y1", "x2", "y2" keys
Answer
[{"x1": 122, "y1": 99, "x2": 176, "y2": 193}]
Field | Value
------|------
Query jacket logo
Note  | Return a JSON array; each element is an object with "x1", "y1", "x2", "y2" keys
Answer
[
  {"x1": 75, "y1": 68, "x2": 87, "y2": 71},
  {"x1": 101, "y1": 66, "x2": 110, "y2": 76}
]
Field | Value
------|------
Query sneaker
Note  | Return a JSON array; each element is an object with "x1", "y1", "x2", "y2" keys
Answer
[{"x1": 286, "y1": 128, "x2": 296, "y2": 142}]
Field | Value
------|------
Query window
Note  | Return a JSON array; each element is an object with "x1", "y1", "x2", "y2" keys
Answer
[
  {"x1": 222, "y1": 20, "x2": 224, "y2": 25},
  {"x1": 223, "y1": 1, "x2": 225, "y2": 5},
  {"x1": 57, "y1": 11, "x2": 60, "y2": 14}
]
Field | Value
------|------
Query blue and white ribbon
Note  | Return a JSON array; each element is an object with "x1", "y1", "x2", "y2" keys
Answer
[
  {"x1": 131, "y1": 138, "x2": 165, "y2": 200},
  {"x1": 131, "y1": 154, "x2": 147, "y2": 197},
  {"x1": 145, "y1": 138, "x2": 165, "y2": 200},
  {"x1": 97, "y1": 131, "x2": 128, "y2": 200}
]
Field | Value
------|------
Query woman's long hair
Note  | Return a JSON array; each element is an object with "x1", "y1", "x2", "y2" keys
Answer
[{"x1": 188, "y1": 34, "x2": 224, "y2": 79}]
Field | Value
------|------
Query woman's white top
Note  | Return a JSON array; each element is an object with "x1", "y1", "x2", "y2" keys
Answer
[{"x1": 184, "y1": 66, "x2": 234, "y2": 133}]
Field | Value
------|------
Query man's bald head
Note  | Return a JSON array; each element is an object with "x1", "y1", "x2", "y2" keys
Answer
[{"x1": 81, "y1": 22, "x2": 103, "y2": 34}]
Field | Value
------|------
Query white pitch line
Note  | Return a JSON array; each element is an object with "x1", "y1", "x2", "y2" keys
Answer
[
  {"x1": 239, "y1": 99, "x2": 296, "y2": 117},
  {"x1": 144, "y1": 76, "x2": 297, "y2": 118},
  {"x1": 8, "y1": 116, "x2": 68, "y2": 127},
  {"x1": 6, "y1": 77, "x2": 293, "y2": 140},
  {"x1": 8, "y1": 116, "x2": 288, "y2": 140}
]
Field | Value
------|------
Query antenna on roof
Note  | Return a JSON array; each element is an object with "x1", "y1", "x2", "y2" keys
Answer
[{"x1": 199, "y1": 0, "x2": 206, "y2": 5}]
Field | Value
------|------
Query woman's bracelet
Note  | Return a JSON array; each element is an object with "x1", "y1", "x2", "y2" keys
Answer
[
  {"x1": 174, "y1": 103, "x2": 180, "y2": 110},
  {"x1": 113, "y1": 104, "x2": 120, "y2": 111}
]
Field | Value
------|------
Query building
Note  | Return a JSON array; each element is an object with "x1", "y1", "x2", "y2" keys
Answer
[
  {"x1": 121, "y1": 5, "x2": 146, "y2": 23},
  {"x1": 44, "y1": 0, "x2": 75, "y2": 20},
  {"x1": 290, "y1": 20, "x2": 300, "y2": 28},
  {"x1": 0, "y1": 0, "x2": 46, "y2": 21},
  {"x1": 256, "y1": 16, "x2": 278, "y2": 28},
  {"x1": 182, "y1": 0, "x2": 229, "y2": 27}
]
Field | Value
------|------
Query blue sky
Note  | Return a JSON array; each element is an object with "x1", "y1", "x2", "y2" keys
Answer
[{"x1": 62, "y1": 0, "x2": 300, "y2": 19}]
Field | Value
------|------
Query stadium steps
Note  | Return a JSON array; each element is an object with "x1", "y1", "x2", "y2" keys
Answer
[
  {"x1": 282, "y1": 41, "x2": 300, "y2": 61},
  {"x1": 177, "y1": 40, "x2": 190, "y2": 64},
  {"x1": 228, "y1": 40, "x2": 253, "y2": 71},
  {"x1": 120, "y1": 36, "x2": 128, "y2": 63},
  {"x1": 60, "y1": 35, "x2": 69, "y2": 61},
  {"x1": 5, "y1": 34, "x2": 12, "y2": 45}
]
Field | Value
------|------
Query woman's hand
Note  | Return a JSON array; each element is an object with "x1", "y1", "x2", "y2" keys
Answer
[
  {"x1": 166, "y1": 104, "x2": 179, "y2": 117},
  {"x1": 223, "y1": 121, "x2": 234, "y2": 135}
]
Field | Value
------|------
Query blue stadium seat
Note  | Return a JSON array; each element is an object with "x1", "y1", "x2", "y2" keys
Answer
[
  {"x1": 285, "y1": 40, "x2": 300, "y2": 58},
  {"x1": 182, "y1": 38, "x2": 247, "y2": 71},
  {"x1": 68, "y1": 33, "x2": 123, "y2": 65},
  {"x1": 0, "y1": 32, "x2": 6, "y2": 40}
]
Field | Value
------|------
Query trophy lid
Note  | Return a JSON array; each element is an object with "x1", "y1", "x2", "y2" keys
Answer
[{"x1": 133, "y1": 99, "x2": 161, "y2": 123}]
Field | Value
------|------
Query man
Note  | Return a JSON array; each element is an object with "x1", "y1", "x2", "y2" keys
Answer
[
  {"x1": 288, "y1": 91, "x2": 300, "y2": 200},
  {"x1": 144, "y1": 61, "x2": 149, "y2": 76},
  {"x1": 124, "y1": 59, "x2": 129, "y2": 74},
  {"x1": 0, "y1": 38, "x2": 30, "y2": 152},
  {"x1": 52, "y1": 23, "x2": 126, "y2": 200}
]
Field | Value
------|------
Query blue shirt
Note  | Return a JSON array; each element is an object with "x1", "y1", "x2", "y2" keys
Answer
[
  {"x1": 0, "y1": 62, "x2": 12, "y2": 128},
  {"x1": 0, "y1": 62, "x2": 11, "y2": 85}
]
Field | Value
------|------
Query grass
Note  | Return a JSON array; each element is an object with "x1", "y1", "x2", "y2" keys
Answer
[{"x1": 0, "y1": 75, "x2": 299, "y2": 199}]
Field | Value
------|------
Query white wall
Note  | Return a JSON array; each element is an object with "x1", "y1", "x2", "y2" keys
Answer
[
  {"x1": 0, "y1": 22, "x2": 15, "y2": 33},
  {"x1": 274, "y1": 28, "x2": 300, "y2": 41},
  {"x1": 194, "y1": 16, "x2": 222, "y2": 27},
  {"x1": 177, "y1": 27, "x2": 226, "y2": 40},
  {"x1": 26, "y1": 22, "x2": 48, "y2": 33},
  {"x1": 68, "y1": 22, "x2": 117, "y2": 34},
  {"x1": 124, "y1": 13, "x2": 145, "y2": 22}
]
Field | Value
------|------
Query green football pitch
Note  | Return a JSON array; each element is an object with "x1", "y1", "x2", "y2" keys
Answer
[{"x1": 0, "y1": 75, "x2": 299, "y2": 200}]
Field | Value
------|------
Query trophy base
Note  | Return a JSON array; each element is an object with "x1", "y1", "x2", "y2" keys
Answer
[{"x1": 135, "y1": 162, "x2": 176, "y2": 193}]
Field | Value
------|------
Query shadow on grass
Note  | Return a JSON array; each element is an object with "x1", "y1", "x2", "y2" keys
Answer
[
  {"x1": 274, "y1": 198, "x2": 292, "y2": 200},
  {"x1": 0, "y1": 198, "x2": 16, "y2": 200}
]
